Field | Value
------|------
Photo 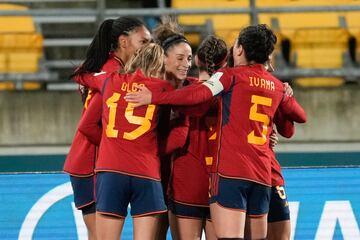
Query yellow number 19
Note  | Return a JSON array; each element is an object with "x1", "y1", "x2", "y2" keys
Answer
[
  {"x1": 247, "y1": 95, "x2": 272, "y2": 145},
  {"x1": 105, "y1": 92, "x2": 156, "y2": 140}
]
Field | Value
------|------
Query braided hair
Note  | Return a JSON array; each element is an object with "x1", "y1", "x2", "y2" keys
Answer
[{"x1": 196, "y1": 35, "x2": 228, "y2": 76}]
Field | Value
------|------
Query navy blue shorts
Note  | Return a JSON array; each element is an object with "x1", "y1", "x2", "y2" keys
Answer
[
  {"x1": 210, "y1": 176, "x2": 271, "y2": 216},
  {"x1": 168, "y1": 199, "x2": 210, "y2": 220},
  {"x1": 96, "y1": 172, "x2": 167, "y2": 218},
  {"x1": 268, "y1": 186, "x2": 290, "y2": 223},
  {"x1": 70, "y1": 175, "x2": 96, "y2": 215}
]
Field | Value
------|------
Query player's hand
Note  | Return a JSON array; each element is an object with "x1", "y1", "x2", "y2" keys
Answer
[
  {"x1": 124, "y1": 85, "x2": 152, "y2": 107},
  {"x1": 283, "y1": 82, "x2": 293, "y2": 97},
  {"x1": 269, "y1": 130, "x2": 278, "y2": 150}
]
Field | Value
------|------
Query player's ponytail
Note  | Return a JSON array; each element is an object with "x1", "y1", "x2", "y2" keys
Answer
[
  {"x1": 196, "y1": 35, "x2": 228, "y2": 76},
  {"x1": 72, "y1": 17, "x2": 145, "y2": 77}
]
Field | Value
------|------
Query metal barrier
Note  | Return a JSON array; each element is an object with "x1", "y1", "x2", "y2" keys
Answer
[{"x1": 1, "y1": 0, "x2": 360, "y2": 86}]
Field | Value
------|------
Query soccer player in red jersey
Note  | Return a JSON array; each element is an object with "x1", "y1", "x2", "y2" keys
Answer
[
  {"x1": 125, "y1": 24, "x2": 306, "y2": 239},
  {"x1": 74, "y1": 43, "x2": 176, "y2": 240},
  {"x1": 165, "y1": 35, "x2": 227, "y2": 240},
  {"x1": 151, "y1": 18, "x2": 193, "y2": 239},
  {"x1": 63, "y1": 17, "x2": 150, "y2": 239}
]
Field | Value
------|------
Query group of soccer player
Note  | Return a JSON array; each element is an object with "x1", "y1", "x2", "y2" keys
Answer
[{"x1": 64, "y1": 16, "x2": 306, "y2": 240}]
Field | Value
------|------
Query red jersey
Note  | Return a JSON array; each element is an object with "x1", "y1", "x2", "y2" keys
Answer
[
  {"x1": 170, "y1": 98, "x2": 218, "y2": 206},
  {"x1": 75, "y1": 69, "x2": 173, "y2": 180},
  {"x1": 63, "y1": 53, "x2": 122, "y2": 176},
  {"x1": 271, "y1": 96, "x2": 307, "y2": 186},
  {"x1": 151, "y1": 64, "x2": 307, "y2": 186}
]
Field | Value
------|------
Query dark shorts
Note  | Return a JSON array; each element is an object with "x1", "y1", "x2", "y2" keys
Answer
[
  {"x1": 70, "y1": 175, "x2": 96, "y2": 215},
  {"x1": 96, "y1": 172, "x2": 167, "y2": 218},
  {"x1": 268, "y1": 186, "x2": 290, "y2": 223},
  {"x1": 210, "y1": 176, "x2": 271, "y2": 216},
  {"x1": 168, "y1": 199, "x2": 210, "y2": 220}
]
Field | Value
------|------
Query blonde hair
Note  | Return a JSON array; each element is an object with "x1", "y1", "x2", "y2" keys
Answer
[{"x1": 124, "y1": 43, "x2": 165, "y2": 77}]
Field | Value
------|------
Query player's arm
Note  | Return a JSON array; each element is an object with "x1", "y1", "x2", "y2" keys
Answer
[
  {"x1": 73, "y1": 71, "x2": 110, "y2": 92},
  {"x1": 279, "y1": 95, "x2": 307, "y2": 123},
  {"x1": 160, "y1": 115, "x2": 190, "y2": 155},
  {"x1": 125, "y1": 71, "x2": 231, "y2": 107},
  {"x1": 274, "y1": 109, "x2": 295, "y2": 138},
  {"x1": 78, "y1": 92, "x2": 102, "y2": 145},
  {"x1": 174, "y1": 99, "x2": 214, "y2": 117}
]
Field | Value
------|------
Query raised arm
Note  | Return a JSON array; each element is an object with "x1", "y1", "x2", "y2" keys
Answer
[
  {"x1": 73, "y1": 71, "x2": 111, "y2": 92},
  {"x1": 125, "y1": 72, "x2": 230, "y2": 107},
  {"x1": 78, "y1": 92, "x2": 102, "y2": 146}
]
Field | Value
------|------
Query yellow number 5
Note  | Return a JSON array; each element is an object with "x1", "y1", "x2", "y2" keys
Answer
[
  {"x1": 105, "y1": 92, "x2": 156, "y2": 140},
  {"x1": 247, "y1": 95, "x2": 272, "y2": 145}
]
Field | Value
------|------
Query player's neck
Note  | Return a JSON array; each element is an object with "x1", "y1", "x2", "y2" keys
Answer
[
  {"x1": 166, "y1": 72, "x2": 183, "y2": 88},
  {"x1": 198, "y1": 71, "x2": 210, "y2": 82},
  {"x1": 113, "y1": 49, "x2": 126, "y2": 66}
]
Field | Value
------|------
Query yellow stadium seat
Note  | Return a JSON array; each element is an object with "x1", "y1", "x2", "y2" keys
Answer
[
  {"x1": 345, "y1": 11, "x2": 360, "y2": 63},
  {"x1": 291, "y1": 28, "x2": 350, "y2": 87},
  {"x1": 23, "y1": 81, "x2": 42, "y2": 90},
  {"x1": 172, "y1": 0, "x2": 250, "y2": 46},
  {"x1": 259, "y1": 11, "x2": 343, "y2": 40},
  {"x1": 257, "y1": 0, "x2": 358, "y2": 39},
  {"x1": 295, "y1": 78, "x2": 345, "y2": 87},
  {"x1": 292, "y1": 29, "x2": 349, "y2": 68},
  {"x1": 0, "y1": 82, "x2": 15, "y2": 90},
  {"x1": 0, "y1": 53, "x2": 6, "y2": 72},
  {"x1": 0, "y1": 4, "x2": 43, "y2": 75},
  {"x1": 0, "y1": 4, "x2": 35, "y2": 33},
  {"x1": 8, "y1": 52, "x2": 40, "y2": 73},
  {"x1": 256, "y1": 0, "x2": 358, "y2": 86}
]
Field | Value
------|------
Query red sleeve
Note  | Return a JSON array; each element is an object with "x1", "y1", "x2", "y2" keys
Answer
[
  {"x1": 279, "y1": 96, "x2": 307, "y2": 123},
  {"x1": 274, "y1": 109, "x2": 295, "y2": 138},
  {"x1": 164, "y1": 116, "x2": 190, "y2": 154},
  {"x1": 175, "y1": 100, "x2": 212, "y2": 117},
  {"x1": 151, "y1": 83, "x2": 213, "y2": 105},
  {"x1": 151, "y1": 70, "x2": 232, "y2": 106},
  {"x1": 78, "y1": 92, "x2": 102, "y2": 146},
  {"x1": 74, "y1": 71, "x2": 111, "y2": 92}
]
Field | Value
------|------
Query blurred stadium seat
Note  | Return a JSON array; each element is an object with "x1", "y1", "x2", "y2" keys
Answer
[
  {"x1": 173, "y1": 0, "x2": 360, "y2": 86},
  {"x1": 172, "y1": 0, "x2": 250, "y2": 46},
  {"x1": 0, "y1": 4, "x2": 43, "y2": 90},
  {"x1": 258, "y1": 0, "x2": 360, "y2": 86},
  {"x1": 291, "y1": 29, "x2": 350, "y2": 87}
]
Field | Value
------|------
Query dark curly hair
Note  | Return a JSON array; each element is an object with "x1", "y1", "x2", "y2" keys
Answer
[
  {"x1": 196, "y1": 35, "x2": 228, "y2": 76},
  {"x1": 236, "y1": 24, "x2": 277, "y2": 64}
]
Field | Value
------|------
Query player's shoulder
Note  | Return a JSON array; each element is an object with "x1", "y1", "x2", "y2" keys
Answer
[
  {"x1": 102, "y1": 53, "x2": 124, "y2": 72},
  {"x1": 186, "y1": 76, "x2": 199, "y2": 84},
  {"x1": 265, "y1": 72, "x2": 285, "y2": 93},
  {"x1": 149, "y1": 77, "x2": 174, "y2": 91}
]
